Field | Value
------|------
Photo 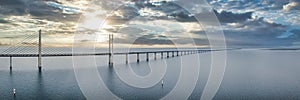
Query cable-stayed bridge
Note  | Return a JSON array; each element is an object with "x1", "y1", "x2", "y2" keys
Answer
[{"x1": 0, "y1": 30, "x2": 213, "y2": 71}]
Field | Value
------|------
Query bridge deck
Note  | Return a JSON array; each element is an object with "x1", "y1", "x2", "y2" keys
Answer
[{"x1": 0, "y1": 50, "x2": 211, "y2": 57}]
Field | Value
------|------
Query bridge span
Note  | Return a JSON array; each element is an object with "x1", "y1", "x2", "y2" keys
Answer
[{"x1": 0, "y1": 30, "x2": 214, "y2": 71}]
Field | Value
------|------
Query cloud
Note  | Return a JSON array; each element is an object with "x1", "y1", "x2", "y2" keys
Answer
[
  {"x1": 1, "y1": 0, "x2": 300, "y2": 48},
  {"x1": 0, "y1": 19, "x2": 10, "y2": 23},
  {"x1": 132, "y1": 34, "x2": 173, "y2": 45},
  {"x1": 283, "y1": 1, "x2": 300, "y2": 11},
  {"x1": 0, "y1": 0, "x2": 81, "y2": 22},
  {"x1": 46, "y1": 1, "x2": 81, "y2": 14},
  {"x1": 277, "y1": 26, "x2": 300, "y2": 39},
  {"x1": 208, "y1": 0, "x2": 289, "y2": 11},
  {"x1": 214, "y1": 10, "x2": 253, "y2": 23}
]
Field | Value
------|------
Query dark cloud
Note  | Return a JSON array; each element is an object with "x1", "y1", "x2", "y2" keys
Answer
[
  {"x1": 208, "y1": 0, "x2": 289, "y2": 11},
  {"x1": 0, "y1": 0, "x2": 80, "y2": 22},
  {"x1": 190, "y1": 15, "x2": 296, "y2": 47},
  {"x1": 113, "y1": 34, "x2": 174, "y2": 45},
  {"x1": 111, "y1": 6, "x2": 139, "y2": 19},
  {"x1": 232, "y1": 17, "x2": 286, "y2": 34},
  {"x1": 118, "y1": 26, "x2": 145, "y2": 35},
  {"x1": 214, "y1": 10, "x2": 253, "y2": 23},
  {"x1": 132, "y1": 35, "x2": 173, "y2": 45},
  {"x1": 290, "y1": 29, "x2": 300, "y2": 39},
  {"x1": 221, "y1": 23, "x2": 298, "y2": 47},
  {"x1": 114, "y1": 1, "x2": 255, "y2": 23},
  {"x1": 0, "y1": 19, "x2": 10, "y2": 23},
  {"x1": 104, "y1": 0, "x2": 198, "y2": 22}
]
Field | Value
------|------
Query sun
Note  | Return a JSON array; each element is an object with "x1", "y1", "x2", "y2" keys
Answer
[
  {"x1": 81, "y1": 10, "x2": 112, "y2": 30},
  {"x1": 81, "y1": 11, "x2": 114, "y2": 43}
]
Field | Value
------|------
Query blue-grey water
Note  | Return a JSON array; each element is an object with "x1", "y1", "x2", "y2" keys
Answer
[{"x1": 0, "y1": 48, "x2": 300, "y2": 99}]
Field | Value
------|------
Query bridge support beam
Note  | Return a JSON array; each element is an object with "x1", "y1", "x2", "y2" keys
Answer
[{"x1": 38, "y1": 29, "x2": 42, "y2": 71}]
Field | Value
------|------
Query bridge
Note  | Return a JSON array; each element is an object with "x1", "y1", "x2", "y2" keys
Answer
[{"x1": 0, "y1": 30, "x2": 212, "y2": 71}]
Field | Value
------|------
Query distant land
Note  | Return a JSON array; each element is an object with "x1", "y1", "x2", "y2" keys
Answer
[{"x1": 264, "y1": 48, "x2": 300, "y2": 51}]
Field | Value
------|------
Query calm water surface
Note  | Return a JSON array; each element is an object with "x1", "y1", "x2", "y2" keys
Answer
[{"x1": 0, "y1": 48, "x2": 300, "y2": 99}]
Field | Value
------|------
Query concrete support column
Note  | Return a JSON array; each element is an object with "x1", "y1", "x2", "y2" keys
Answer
[
  {"x1": 167, "y1": 52, "x2": 169, "y2": 58},
  {"x1": 126, "y1": 53, "x2": 128, "y2": 64},
  {"x1": 137, "y1": 53, "x2": 140, "y2": 62},
  {"x1": 172, "y1": 51, "x2": 174, "y2": 57},
  {"x1": 146, "y1": 53, "x2": 149, "y2": 61},
  {"x1": 10, "y1": 56, "x2": 12, "y2": 70}
]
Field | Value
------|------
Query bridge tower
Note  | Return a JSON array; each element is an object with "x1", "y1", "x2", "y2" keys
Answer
[
  {"x1": 38, "y1": 29, "x2": 42, "y2": 71},
  {"x1": 108, "y1": 34, "x2": 114, "y2": 67}
]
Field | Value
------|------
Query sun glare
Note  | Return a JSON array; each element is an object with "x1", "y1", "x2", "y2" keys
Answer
[
  {"x1": 81, "y1": 11, "x2": 114, "y2": 43},
  {"x1": 96, "y1": 33, "x2": 108, "y2": 43},
  {"x1": 81, "y1": 10, "x2": 111, "y2": 30}
]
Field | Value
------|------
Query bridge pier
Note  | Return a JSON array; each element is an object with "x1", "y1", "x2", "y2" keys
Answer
[
  {"x1": 154, "y1": 53, "x2": 157, "y2": 60},
  {"x1": 167, "y1": 52, "x2": 169, "y2": 58},
  {"x1": 10, "y1": 56, "x2": 12, "y2": 70},
  {"x1": 146, "y1": 53, "x2": 149, "y2": 61},
  {"x1": 137, "y1": 53, "x2": 140, "y2": 62},
  {"x1": 177, "y1": 51, "x2": 179, "y2": 56},
  {"x1": 172, "y1": 51, "x2": 174, "y2": 57},
  {"x1": 161, "y1": 52, "x2": 163, "y2": 59},
  {"x1": 125, "y1": 53, "x2": 128, "y2": 64}
]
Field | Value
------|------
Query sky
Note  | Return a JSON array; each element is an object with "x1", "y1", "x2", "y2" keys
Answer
[{"x1": 0, "y1": 0, "x2": 300, "y2": 48}]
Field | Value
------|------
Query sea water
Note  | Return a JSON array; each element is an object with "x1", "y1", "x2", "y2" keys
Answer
[{"x1": 0, "y1": 48, "x2": 299, "y2": 99}]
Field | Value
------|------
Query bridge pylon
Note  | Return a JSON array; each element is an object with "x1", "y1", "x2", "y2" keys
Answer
[
  {"x1": 38, "y1": 29, "x2": 42, "y2": 71},
  {"x1": 108, "y1": 34, "x2": 114, "y2": 67}
]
